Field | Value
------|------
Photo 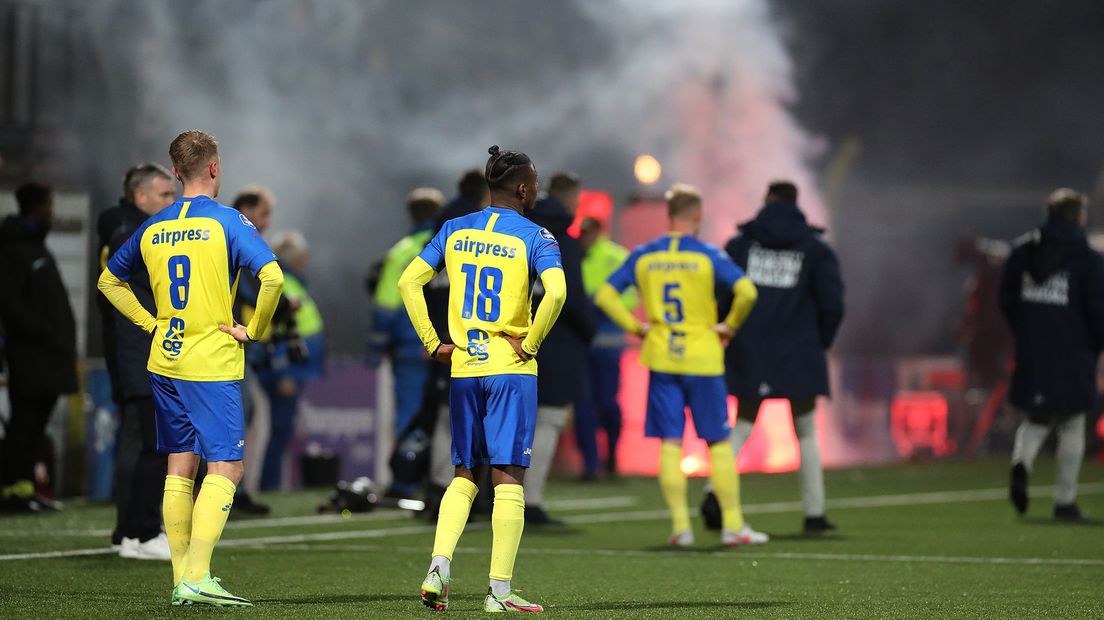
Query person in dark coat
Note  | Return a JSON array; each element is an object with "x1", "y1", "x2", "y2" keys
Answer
[
  {"x1": 0, "y1": 182, "x2": 78, "y2": 511},
  {"x1": 424, "y1": 170, "x2": 490, "y2": 518},
  {"x1": 703, "y1": 181, "x2": 844, "y2": 533},
  {"x1": 105, "y1": 163, "x2": 176, "y2": 557},
  {"x1": 524, "y1": 173, "x2": 596, "y2": 524},
  {"x1": 999, "y1": 188, "x2": 1104, "y2": 521}
]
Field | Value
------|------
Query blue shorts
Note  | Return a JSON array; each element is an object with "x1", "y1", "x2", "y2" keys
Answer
[
  {"x1": 150, "y1": 373, "x2": 245, "y2": 462},
  {"x1": 449, "y1": 374, "x2": 537, "y2": 469},
  {"x1": 646, "y1": 372, "x2": 730, "y2": 443}
]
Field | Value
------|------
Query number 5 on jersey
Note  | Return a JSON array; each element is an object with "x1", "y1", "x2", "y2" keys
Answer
[{"x1": 460, "y1": 263, "x2": 502, "y2": 322}]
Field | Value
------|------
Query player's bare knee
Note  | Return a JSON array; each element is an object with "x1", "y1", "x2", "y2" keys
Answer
[
  {"x1": 492, "y1": 465, "x2": 525, "y2": 486},
  {"x1": 209, "y1": 460, "x2": 245, "y2": 485},
  {"x1": 167, "y1": 452, "x2": 200, "y2": 479}
]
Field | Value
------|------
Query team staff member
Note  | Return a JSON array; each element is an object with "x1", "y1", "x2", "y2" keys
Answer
[
  {"x1": 576, "y1": 216, "x2": 634, "y2": 479},
  {"x1": 0, "y1": 183, "x2": 77, "y2": 511},
  {"x1": 703, "y1": 181, "x2": 845, "y2": 534},
  {"x1": 525, "y1": 173, "x2": 596, "y2": 524},
  {"x1": 401, "y1": 146, "x2": 565, "y2": 613},
  {"x1": 1000, "y1": 189, "x2": 1104, "y2": 521},
  {"x1": 105, "y1": 163, "x2": 176, "y2": 559},
  {"x1": 596, "y1": 183, "x2": 767, "y2": 547},
  {"x1": 99, "y1": 130, "x2": 283, "y2": 607},
  {"x1": 370, "y1": 188, "x2": 444, "y2": 442}
]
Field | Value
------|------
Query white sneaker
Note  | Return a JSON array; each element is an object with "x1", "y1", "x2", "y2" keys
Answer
[
  {"x1": 723, "y1": 523, "x2": 769, "y2": 546},
  {"x1": 119, "y1": 533, "x2": 172, "y2": 560},
  {"x1": 668, "y1": 529, "x2": 694, "y2": 547}
]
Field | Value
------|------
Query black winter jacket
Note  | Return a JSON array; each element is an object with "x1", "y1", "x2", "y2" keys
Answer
[
  {"x1": 528, "y1": 198, "x2": 596, "y2": 406},
  {"x1": 998, "y1": 217, "x2": 1104, "y2": 417},
  {"x1": 722, "y1": 201, "x2": 844, "y2": 399},
  {"x1": 106, "y1": 203, "x2": 157, "y2": 400},
  {"x1": 0, "y1": 215, "x2": 78, "y2": 396}
]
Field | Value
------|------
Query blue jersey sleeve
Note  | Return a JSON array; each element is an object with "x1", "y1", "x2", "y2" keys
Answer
[
  {"x1": 530, "y1": 227, "x2": 563, "y2": 274},
  {"x1": 227, "y1": 211, "x2": 277, "y2": 276},
  {"x1": 709, "y1": 245, "x2": 745, "y2": 289},
  {"x1": 418, "y1": 224, "x2": 449, "y2": 271},
  {"x1": 606, "y1": 247, "x2": 641, "y2": 292},
  {"x1": 106, "y1": 225, "x2": 143, "y2": 281}
]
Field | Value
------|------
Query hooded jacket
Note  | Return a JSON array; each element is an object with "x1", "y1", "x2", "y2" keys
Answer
[
  {"x1": 528, "y1": 197, "x2": 596, "y2": 406},
  {"x1": 722, "y1": 201, "x2": 844, "y2": 399},
  {"x1": 998, "y1": 217, "x2": 1104, "y2": 416},
  {"x1": 0, "y1": 215, "x2": 78, "y2": 396}
]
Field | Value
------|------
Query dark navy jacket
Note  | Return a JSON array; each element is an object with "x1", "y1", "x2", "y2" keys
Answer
[
  {"x1": 722, "y1": 201, "x2": 844, "y2": 400},
  {"x1": 106, "y1": 203, "x2": 156, "y2": 400},
  {"x1": 528, "y1": 198, "x2": 596, "y2": 406},
  {"x1": 998, "y1": 217, "x2": 1104, "y2": 417}
]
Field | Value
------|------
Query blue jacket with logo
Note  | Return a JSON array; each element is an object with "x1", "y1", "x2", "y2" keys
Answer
[
  {"x1": 999, "y1": 217, "x2": 1104, "y2": 417},
  {"x1": 722, "y1": 201, "x2": 844, "y2": 400}
]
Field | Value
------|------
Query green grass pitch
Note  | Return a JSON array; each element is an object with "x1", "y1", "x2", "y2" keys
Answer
[{"x1": 1, "y1": 458, "x2": 1102, "y2": 618}]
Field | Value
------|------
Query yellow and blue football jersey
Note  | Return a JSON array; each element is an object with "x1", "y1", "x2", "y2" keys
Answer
[
  {"x1": 606, "y1": 233, "x2": 745, "y2": 376},
  {"x1": 106, "y1": 196, "x2": 277, "y2": 381},
  {"x1": 418, "y1": 207, "x2": 562, "y2": 377}
]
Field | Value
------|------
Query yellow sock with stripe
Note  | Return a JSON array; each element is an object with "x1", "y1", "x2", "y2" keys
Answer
[
  {"x1": 430, "y1": 477, "x2": 479, "y2": 575},
  {"x1": 659, "y1": 442, "x2": 691, "y2": 534},
  {"x1": 709, "y1": 441, "x2": 745, "y2": 531},
  {"x1": 489, "y1": 483, "x2": 525, "y2": 586},
  {"x1": 183, "y1": 474, "x2": 236, "y2": 583},
  {"x1": 163, "y1": 475, "x2": 195, "y2": 585}
]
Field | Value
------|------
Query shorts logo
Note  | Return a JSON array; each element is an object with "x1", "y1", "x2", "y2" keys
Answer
[
  {"x1": 161, "y1": 317, "x2": 186, "y2": 358},
  {"x1": 467, "y1": 329, "x2": 490, "y2": 362},
  {"x1": 523, "y1": 448, "x2": 532, "y2": 456},
  {"x1": 237, "y1": 440, "x2": 245, "y2": 448}
]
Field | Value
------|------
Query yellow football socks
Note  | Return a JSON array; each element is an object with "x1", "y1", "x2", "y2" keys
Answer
[
  {"x1": 659, "y1": 442, "x2": 691, "y2": 534},
  {"x1": 709, "y1": 440, "x2": 745, "y2": 532},
  {"x1": 431, "y1": 477, "x2": 479, "y2": 561},
  {"x1": 162, "y1": 475, "x2": 195, "y2": 585},
  {"x1": 489, "y1": 484, "x2": 525, "y2": 581},
  {"x1": 183, "y1": 474, "x2": 236, "y2": 583}
]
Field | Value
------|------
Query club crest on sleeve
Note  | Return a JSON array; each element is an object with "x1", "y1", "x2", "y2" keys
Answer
[
  {"x1": 539, "y1": 228, "x2": 555, "y2": 241},
  {"x1": 239, "y1": 213, "x2": 257, "y2": 229}
]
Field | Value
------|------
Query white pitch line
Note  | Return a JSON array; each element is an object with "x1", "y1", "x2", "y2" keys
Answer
[
  {"x1": 0, "y1": 496, "x2": 639, "y2": 538},
  {"x1": 1, "y1": 483, "x2": 1100, "y2": 562},
  {"x1": 259, "y1": 543, "x2": 1104, "y2": 568}
]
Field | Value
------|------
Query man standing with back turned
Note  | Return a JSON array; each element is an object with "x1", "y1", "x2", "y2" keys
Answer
[
  {"x1": 400, "y1": 146, "x2": 566, "y2": 613},
  {"x1": 1000, "y1": 188, "x2": 1103, "y2": 521},
  {"x1": 595, "y1": 183, "x2": 767, "y2": 547},
  {"x1": 98, "y1": 130, "x2": 284, "y2": 607}
]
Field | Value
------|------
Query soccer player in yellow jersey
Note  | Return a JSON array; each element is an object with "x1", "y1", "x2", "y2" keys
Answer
[
  {"x1": 399, "y1": 146, "x2": 566, "y2": 613},
  {"x1": 98, "y1": 130, "x2": 284, "y2": 607},
  {"x1": 595, "y1": 183, "x2": 768, "y2": 547}
]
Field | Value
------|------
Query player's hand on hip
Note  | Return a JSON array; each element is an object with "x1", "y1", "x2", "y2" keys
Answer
[
  {"x1": 219, "y1": 323, "x2": 251, "y2": 344},
  {"x1": 713, "y1": 322, "x2": 735, "y2": 346},
  {"x1": 433, "y1": 343, "x2": 456, "y2": 365},
  {"x1": 503, "y1": 334, "x2": 533, "y2": 362}
]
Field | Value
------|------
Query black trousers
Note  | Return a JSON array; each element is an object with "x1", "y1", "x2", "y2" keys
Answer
[
  {"x1": 113, "y1": 397, "x2": 166, "y2": 541},
  {"x1": 737, "y1": 397, "x2": 817, "y2": 422},
  {"x1": 1, "y1": 392, "x2": 58, "y2": 486}
]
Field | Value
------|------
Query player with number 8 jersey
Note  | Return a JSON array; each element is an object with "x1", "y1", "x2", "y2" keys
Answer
[{"x1": 98, "y1": 130, "x2": 283, "y2": 607}]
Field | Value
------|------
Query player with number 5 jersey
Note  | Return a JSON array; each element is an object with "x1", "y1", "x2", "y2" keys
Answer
[
  {"x1": 595, "y1": 183, "x2": 769, "y2": 548},
  {"x1": 98, "y1": 130, "x2": 283, "y2": 608},
  {"x1": 400, "y1": 146, "x2": 565, "y2": 613}
]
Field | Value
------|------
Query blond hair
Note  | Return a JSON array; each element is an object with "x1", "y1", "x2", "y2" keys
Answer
[
  {"x1": 169, "y1": 130, "x2": 219, "y2": 181},
  {"x1": 665, "y1": 183, "x2": 702, "y2": 219}
]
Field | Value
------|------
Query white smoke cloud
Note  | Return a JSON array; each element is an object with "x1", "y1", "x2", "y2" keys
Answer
[{"x1": 71, "y1": 0, "x2": 823, "y2": 345}]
